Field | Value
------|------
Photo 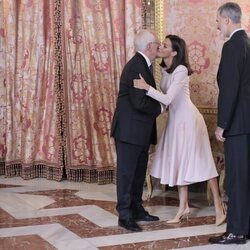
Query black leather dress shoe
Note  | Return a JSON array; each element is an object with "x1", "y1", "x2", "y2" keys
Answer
[
  {"x1": 134, "y1": 212, "x2": 159, "y2": 222},
  {"x1": 208, "y1": 232, "x2": 246, "y2": 244},
  {"x1": 118, "y1": 219, "x2": 142, "y2": 232},
  {"x1": 247, "y1": 234, "x2": 250, "y2": 239}
]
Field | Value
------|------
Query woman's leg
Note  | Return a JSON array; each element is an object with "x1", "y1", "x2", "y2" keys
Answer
[
  {"x1": 208, "y1": 177, "x2": 226, "y2": 226},
  {"x1": 167, "y1": 185, "x2": 189, "y2": 223},
  {"x1": 177, "y1": 185, "x2": 189, "y2": 212}
]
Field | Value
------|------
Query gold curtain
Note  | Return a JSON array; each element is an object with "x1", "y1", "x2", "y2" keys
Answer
[
  {"x1": 61, "y1": 0, "x2": 142, "y2": 183},
  {"x1": 0, "y1": 0, "x2": 64, "y2": 180},
  {"x1": 0, "y1": 0, "x2": 142, "y2": 183},
  {"x1": 0, "y1": 0, "x2": 6, "y2": 174}
]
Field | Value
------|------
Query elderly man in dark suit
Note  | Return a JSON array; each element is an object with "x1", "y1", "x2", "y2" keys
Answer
[
  {"x1": 209, "y1": 2, "x2": 250, "y2": 245},
  {"x1": 111, "y1": 30, "x2": 162, "y2": 232}
]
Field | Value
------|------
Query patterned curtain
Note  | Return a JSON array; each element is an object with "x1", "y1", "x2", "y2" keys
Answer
[
  {"x1": 62, "y1": 0, "x2": 142, "y2": 183},
  {"x1": 0, "y1": 0, "x2": 64, "y2": 180},
  {"x1": 0, "y1": 0, "x2": 142, "y2": 183},
  {"x1": 0, "y1": 0, "x2": 6, "y2": 174}
]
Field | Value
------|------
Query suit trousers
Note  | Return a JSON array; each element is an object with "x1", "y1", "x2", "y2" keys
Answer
[
  {"x1": 224, "y1": 134, "x2": 250, "y2": 235},
  {"x1": 115, "y1": 139, "x2": 149, "y2": 220}
]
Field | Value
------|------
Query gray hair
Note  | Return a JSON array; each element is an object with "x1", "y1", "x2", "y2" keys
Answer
[
  {"x1": 218, "y1": 2, "x2": 241, "y2": 24},
  {"x1": 135, "y1": 30, "x2": 156, "y2": 51}
]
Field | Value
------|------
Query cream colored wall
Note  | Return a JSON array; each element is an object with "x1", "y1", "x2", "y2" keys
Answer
[{"x1": 155, "y1": 0, "x2": 250, "y2": 108}]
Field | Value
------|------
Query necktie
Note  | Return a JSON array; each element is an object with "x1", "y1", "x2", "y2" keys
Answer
[{"x1": 149, "y1": 64, "x2": 153, "y2": 74}]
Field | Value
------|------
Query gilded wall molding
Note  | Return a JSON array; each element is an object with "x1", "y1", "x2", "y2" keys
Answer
[
  {"x1": 198, "y1": 107, "x2": 217, "y2": 114},
  {"x1": 154, "y1": 0, "x2": 164, "y2": 86},
  {"x1": 155, "y1": 0, "x2": 164, "y2": 41}
]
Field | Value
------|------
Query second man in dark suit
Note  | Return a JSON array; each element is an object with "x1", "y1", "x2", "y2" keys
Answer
[{"x1": 209, "y1": 2, "x2": 250, "y2": 245}]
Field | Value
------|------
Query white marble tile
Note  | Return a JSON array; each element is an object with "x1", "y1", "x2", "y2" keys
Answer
[
  {"x1": 0, "y1": 192, "x2": 38, "y2": 218},
  {"x1": 37, "y1": 206, "x2": 91, "y2": 217},
  {"x1": 76, "y1": 188, "x2": 116, "y2": 202},
  {"x1": 86, "y1": 224, "x2": 227, "y2": 247},
  {"x1": 56, "y1": 240, "x2": 99, "y2": 250},
  {"x1": 79, "y1": 205, "x2": 118, "y2": 227},
  {"x1": 0, "y1": 223, "x2": 75, "y2": 238},
  {"x1": 145, "y1": 205, "x2": 180, "y2": 221},
  {"x1": 0, "y1": 195, "x2": 118, "y2": 227},
  {"x1": 15, "y1": 193, "x2": 55, "y2": 209},
  {"x1": 0, "y1": 223, "x2": 98, "y2": 250}
]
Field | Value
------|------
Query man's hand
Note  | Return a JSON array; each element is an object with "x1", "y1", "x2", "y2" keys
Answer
[{"x1": 215, "y1": 126, "x2": 225, "y2": 142}]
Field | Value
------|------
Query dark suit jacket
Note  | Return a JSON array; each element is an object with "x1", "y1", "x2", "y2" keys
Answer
[
  {"x1": 111, "y1": 52, "x2": 161, "y2": 146},
  {"x1": 217, "y1": 30, "x2": 250, "y2": 136}
]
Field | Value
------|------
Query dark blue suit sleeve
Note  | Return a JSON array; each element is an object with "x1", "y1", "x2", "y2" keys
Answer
[
  {"x1": 217, "y1": 42, "x2": 243, "y2": 130},
  {"x1": 128, "y1": 70, "x2": 161, "y2": 117}
]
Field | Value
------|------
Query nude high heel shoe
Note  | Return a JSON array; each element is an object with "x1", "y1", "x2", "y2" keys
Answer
[
  {"x1": 216, "y1": 202, "x2": 227, "y2": 226},
  {"x1": 167, "y1": 207, "x2": 190, "y2": 224}
]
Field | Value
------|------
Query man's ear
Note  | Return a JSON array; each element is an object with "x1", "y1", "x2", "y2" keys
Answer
[
  {"x1": 146, "y1": 43, "x2": 152, "y2": 51},
  {"x1": 225, "y1": 16, "x2": 230, "y2": 25}
]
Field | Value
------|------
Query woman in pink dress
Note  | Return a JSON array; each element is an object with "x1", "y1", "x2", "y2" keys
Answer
[{"x1": 133, "y1": 34, "x2": 226, "y2": 226}]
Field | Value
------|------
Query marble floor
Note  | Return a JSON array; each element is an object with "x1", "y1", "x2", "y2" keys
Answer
[{"x1": 0, "y1": 177, "x2": 249, "y2": 250}]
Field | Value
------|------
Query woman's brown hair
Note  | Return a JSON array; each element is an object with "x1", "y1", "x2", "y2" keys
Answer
[{"x1": 160, "y1": 34, "x2": 193, "y2": 75}]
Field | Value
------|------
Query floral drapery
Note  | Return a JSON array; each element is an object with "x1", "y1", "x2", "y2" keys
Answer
[
  {"x1": 0, "y1": 0, "x2": 63, "y2": 180},
  {"x1": 0, "y1": 0, "x2": 142, "y2": 183},
  {"x1": 0, "y1": 0, "x2": 5, "y2": 174},
  {"x1": 62, "y1": 0, "x2": 142, "y2": 183}
]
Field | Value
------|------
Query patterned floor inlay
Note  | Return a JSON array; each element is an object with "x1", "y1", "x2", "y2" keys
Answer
[
  {"x1": 0, "y1": 235, "x2": 57, "y2": 250},
  {"x1": 1, "y1": 177, "x2": 250, "y2": 249}
]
